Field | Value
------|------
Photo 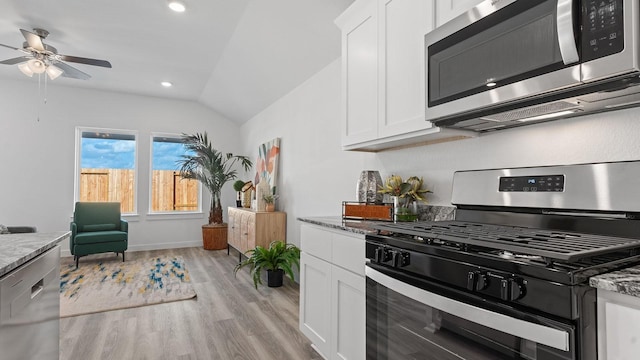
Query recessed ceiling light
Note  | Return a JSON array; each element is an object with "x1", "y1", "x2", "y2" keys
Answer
[
  {"x1": 161, "y1": 81, "x2": 173, "y2": 88},
  {"x1": 168, "y1": 1, "x2": 186, "y2": 12}
]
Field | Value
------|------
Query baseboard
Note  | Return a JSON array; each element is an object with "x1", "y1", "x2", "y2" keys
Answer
[{"x1": 60, "y1": 240, "x2": 203, "y2": 258}]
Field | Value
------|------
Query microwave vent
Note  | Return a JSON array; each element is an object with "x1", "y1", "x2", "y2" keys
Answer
[
  {"x1": 480, "y1": 101, "x2": 581, "y2": 122},
  {"x1": 576, "y1": 84, "x2": 640, "y2": 103}
]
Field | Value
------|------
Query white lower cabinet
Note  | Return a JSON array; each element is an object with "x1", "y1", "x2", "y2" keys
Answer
[
  {"x1": 300, "y1": 252, "x2": 333, "y2": 357},
  {"x1": 331, "y1": 265, "x2": 365, "y2": 360},
  {"x1": 299, "y1": 223, "x2": 365, "y2": 360},
  {"x1": 597, "y1": 289, "x2": 640, "y2": 360}
]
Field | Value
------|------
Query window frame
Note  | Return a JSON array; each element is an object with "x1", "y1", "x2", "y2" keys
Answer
[
  {"x1": 74, "y1": 127, "x2": 139, "y2": 216},
  {"x1": 147, "y1": 132, "x2": 202, "y2": 216}
]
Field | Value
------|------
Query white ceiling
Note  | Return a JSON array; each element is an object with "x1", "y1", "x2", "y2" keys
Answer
[{"x1": 0, "y1": 0, "x2": 354, "y2": 123}]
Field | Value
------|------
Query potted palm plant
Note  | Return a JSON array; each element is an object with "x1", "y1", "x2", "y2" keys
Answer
[
  {"x1": 177, "y1": 132, "x2": 252, "y2": 249},
  {"x1": 233, "y1": 241, "x2": 300, "y2": 288}
]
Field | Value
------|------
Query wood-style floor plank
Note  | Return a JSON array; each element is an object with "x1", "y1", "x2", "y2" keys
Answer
[{"x1": 59, "y1": 247, "x2": 321, "y2": 360}]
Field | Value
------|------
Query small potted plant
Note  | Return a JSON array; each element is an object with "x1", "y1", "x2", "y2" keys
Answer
[
  {"x1": 233, "y1": 180, "x2": 246, "y2": 207},
  {"x1": 262, "y1": 193, "x2": 279, "y2": 212},
  {"x1": 233, "y1": 241, "x2": 300, "y2": 288},
  {"x1": 378, "y1": 175, "x2": 431, "y2": 222}
]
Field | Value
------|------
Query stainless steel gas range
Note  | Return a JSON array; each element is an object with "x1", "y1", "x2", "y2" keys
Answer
[{"x1": 365, "y1": 161, "x2": 640, "y2": 360}]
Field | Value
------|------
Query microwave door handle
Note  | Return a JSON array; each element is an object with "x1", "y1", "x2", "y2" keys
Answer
[{"x1": 557, "y1": 0, "x2": 579, "y2": 64}]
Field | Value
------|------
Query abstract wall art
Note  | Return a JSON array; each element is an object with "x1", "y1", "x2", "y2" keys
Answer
[{"x1": 254, "y1": 137, "x2": 280, "y2": 195}]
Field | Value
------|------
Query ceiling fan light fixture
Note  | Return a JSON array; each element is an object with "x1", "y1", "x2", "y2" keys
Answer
[
  {"x1": 168, "y1": 1, "x2": 186, "y2": 12},
  {"x1": 27, "y1": 59, "x2": 46, "y2": 74},
  {"x1": 18, "y1": 62, "x2": 34, "y2": 77},
  {"x1": 46, "y1": 64, "x2": 63, "y2": 80}
]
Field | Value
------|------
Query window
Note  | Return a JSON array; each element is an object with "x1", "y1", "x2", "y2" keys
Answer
[
  {"x1": 76, "y1": 128, "x2": 137, "y2": 214},
  {"x1": 150, "y1": 135, "x2": 200, "y2": 213}
]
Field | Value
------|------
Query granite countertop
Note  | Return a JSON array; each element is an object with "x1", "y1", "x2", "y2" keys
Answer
[
  {"x1": 297, "y1": 216, "x2": 380, "y2": 235},
  {"x1": 298, "y1": 205, "x2": 457, "y2": 235},
  {"x1": 590, "y1": 265, "x2": 640, "y2": 298},
  {"x1": 0, "y1": 231, "x2": 70, "y2": 277}
]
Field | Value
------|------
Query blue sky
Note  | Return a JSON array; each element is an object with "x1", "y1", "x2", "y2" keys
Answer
[{"x1": 81, "y1": 138, "x2": 188, "y2": 170}]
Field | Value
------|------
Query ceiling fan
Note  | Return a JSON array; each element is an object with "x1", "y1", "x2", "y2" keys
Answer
[{"x1": 0, "y1": 28, "x2": 111, "y2": 80}]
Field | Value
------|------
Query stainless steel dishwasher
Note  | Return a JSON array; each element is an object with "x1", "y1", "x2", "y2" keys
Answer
[{"x1": 0, "y1": 245, "x2": 60, "y2": 360}]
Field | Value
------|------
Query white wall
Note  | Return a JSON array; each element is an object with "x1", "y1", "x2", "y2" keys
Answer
[
  {"x1": 0, "y1": 78, "x2": 243, "y2": 255},
  {"x1": 241, "y1": 57, "x2": 640, "y2": 247}
]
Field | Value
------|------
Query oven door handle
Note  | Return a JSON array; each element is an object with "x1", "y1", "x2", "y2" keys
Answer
[
  {"x1": 366, "y1": 266, "x2": 570, "y2": 352},
  {"x1": 557, "y1": 0, "x2": 579, "y2": 65}
]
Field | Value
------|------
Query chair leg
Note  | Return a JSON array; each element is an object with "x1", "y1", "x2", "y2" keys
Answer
[
  {"x1": 122, "y1": 251, "x2": 125, "y2": 262},
  {"x1": 76, "y1": 256, "x2": 79, "y2": 269},
  {"x1": 227, "y1": 244, "x2": 230, "y2": 255}
]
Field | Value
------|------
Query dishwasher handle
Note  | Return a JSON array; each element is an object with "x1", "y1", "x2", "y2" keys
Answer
[{"x1": 31, "y1": 279, "x2": 44, "y2": 299}]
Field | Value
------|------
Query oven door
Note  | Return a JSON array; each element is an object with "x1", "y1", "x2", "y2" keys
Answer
[
  {"x1": 366, "y1": 264, "x2": 577, "y2": 360},
  {"x1": 425, "y1": 0, "x2": 582, "y2": 123}
]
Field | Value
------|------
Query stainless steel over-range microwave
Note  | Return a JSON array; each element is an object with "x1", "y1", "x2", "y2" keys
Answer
[{"x1": 425, "y1": 0, "x2": 640, "y2": 132}]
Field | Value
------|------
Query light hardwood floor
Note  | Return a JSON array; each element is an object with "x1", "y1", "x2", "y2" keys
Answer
[{"x1": 59, "y1": 247, "x2": 322, "y2": 360}]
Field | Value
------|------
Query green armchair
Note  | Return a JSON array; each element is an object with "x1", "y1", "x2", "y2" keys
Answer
[{"x1": 70, "y1": 202, "x2": 128, "y2": 268}]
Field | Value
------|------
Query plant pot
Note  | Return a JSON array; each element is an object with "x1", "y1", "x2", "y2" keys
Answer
[
  {"x1": 202, "y1": 223, "x2": 228, "y2": 250},
  {"x1": 267, "y1": 269, "x2": 284, "y2": 287},
  {"x1": 265, "y1": 203, "x2": 275, "y2": 212}
]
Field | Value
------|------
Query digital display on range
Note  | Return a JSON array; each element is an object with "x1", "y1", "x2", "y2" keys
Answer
[{"x1": 499, "y1": 175, "x2": 565, "y2": 192}]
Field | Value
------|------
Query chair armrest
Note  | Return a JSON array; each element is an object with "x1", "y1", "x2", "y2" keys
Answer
[
  {"x1": 69, "y1": 222, "x2": 77, "y2": 252},
  {"x1": 120, "y1": 219, "x2": 128, "y2": 233}
]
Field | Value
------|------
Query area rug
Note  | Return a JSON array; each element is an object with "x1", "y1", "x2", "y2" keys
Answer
[{"x1": 60, "y1": 256, "x2": 197, "y2": 318}]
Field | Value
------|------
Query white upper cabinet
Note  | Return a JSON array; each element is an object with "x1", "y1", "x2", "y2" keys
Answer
[
  {"x1": 336, "y1": 0, "x2": 474, "y2": 151},
  {"x1": 336, "y1": 0, "x2": 379, "y2": 146},
  {"x1": 435, "y1": 0, "x2": 485, "y2": 27},
  {"x1": 378, "y1": 0, "x2": 434, "y2": 138}
]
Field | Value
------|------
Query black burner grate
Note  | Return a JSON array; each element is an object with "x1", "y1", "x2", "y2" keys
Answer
[{"x1": 372, "y1": 221, "x2": 640, "y2": 263}]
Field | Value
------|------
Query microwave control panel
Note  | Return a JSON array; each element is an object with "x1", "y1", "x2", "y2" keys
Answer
[{"x1": 582, "y1": 0, "x2": 624, "y2": 61}]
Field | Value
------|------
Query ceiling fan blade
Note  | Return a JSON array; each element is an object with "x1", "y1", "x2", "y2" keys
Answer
[
  {"x1": 0, "y1": 43, "x2": 19, "y2": 51},
  {"x1": 20, "y1": 29, "x2": 45, "y2": 51},
  {"x1": 54, "y1": 61, "x2": 91, "y2": 80},
  {"x1": 59, "y1": 55, "x2": 111, "y2": 68},
  {"x1": 0, "y1": 56, "x2": 31, "y2": 65}
]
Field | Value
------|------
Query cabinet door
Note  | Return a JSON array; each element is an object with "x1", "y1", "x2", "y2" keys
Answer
[
  {"x1": 435, "y1": 0, "x2": 484, "y2": 27},
  {"x1": 331, "y1": 266, "x2": 365, "y2": 360},
  {"x1": 227, "y1": 208, "x2": 241, "y2": 251},
  {"x1": 300, "y1": 252, "x2": 332, "y2": 358},
  {"x1": 378, "y1": 0, "x2": 434, "y2": 138},
  {"x1": 338, "y1": 0, "x2": 379, "y2": 146},
  {"x1": 246, "y1": 212, "x2": 256, "y2": 251},
  {"x1": 239, "y1": 211, "x2": 251, "y2": 253},
  {"x1": 597, "y1": 289, "x2": 640, "y2": 360}
]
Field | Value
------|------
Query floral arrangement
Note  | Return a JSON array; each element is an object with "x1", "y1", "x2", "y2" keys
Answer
[{"x1": 378, "y1": 175, "x2": 431, "y2": 208}]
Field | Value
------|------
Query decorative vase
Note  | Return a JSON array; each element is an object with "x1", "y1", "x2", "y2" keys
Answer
[
  {"x1": 392, "y1": 196, "x2": 418, "y2": 222},
  {"x1": 356, "y1": 170, "x2": 383, "y2": 204},
  {"x1": 256, "y1": 178, "x2": 270, "y2": 211},
  {"x1": 267, "y1": 269, "x2": 284, "y2": 287},
  {"x1": 265, "y1": 203, "x2": 275, "y2": 212}
]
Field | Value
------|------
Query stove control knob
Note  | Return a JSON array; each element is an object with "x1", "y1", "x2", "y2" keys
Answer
[
  {"x1": 466, "y1": 271, "x2": 477, "y2": 291},
  {"x1": 475, "y1": 273, "x2": 488, "y2": 291},
  {"x1": 391, "y1": 250, "x2": 410, "y2": 268},
  {"x1": 467, "y1": 271, "x2": 488, "y2": 291},
  {"x1": 500, "y1": 278, "x2": 526, "y2": 301},
  {"x1": 374, "y1": 247, "x2": 392, "y2": 263}
]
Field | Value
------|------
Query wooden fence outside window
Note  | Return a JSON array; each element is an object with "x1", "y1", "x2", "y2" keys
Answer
[{"x1": 80, "y1": 168, "x2": 198, "y2": 213}]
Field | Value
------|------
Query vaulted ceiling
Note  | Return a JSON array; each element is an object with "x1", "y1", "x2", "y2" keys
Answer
[{"x1": 0, "y1": 0, "x2": 354, "y2": 123}]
